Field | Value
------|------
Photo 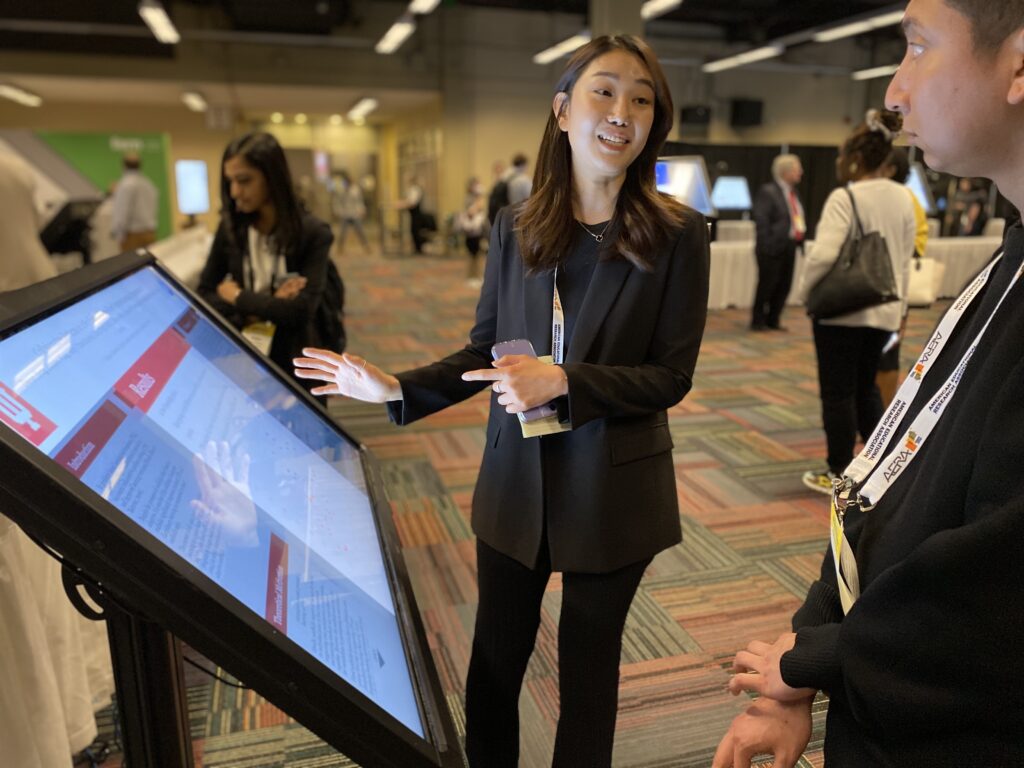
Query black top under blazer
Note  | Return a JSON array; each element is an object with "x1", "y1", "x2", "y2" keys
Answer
[
  {"x1": 198, "y1": 213, "x2": 334, "y2": 372},
  {"x1": 388, "y1": 205, "x2": 710, "y2": 573},
  {"x1": 753, "y1": 182, "x2": 795, "y2": 259}
]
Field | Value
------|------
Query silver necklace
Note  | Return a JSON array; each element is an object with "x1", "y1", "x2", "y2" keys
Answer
[{"x1": 577, "y1": 218, "x2": 612, "y2": 243}]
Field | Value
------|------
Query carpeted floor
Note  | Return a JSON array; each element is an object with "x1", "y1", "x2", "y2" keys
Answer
[{"x1": 94, "y1": 244, "x2": 948, "y2": 768}]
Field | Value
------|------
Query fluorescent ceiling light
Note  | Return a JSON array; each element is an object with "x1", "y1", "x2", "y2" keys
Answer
[
  {"x1": 347, "y1": 97, "x2": 378, "y2": 121},
  {"x1": 376, "y1": 14, "x2": 415, "y2": 54},
  {"x1": 533, "y1": 32, "x2": 591, "y2": 65},
  {"x1": 702, "y1": 44, "x2": 784, "y2": 73},
  {"x1": 0, "y1": 83, "x2": 42, "y2": 107},
  {"x1": 408, "y1": 0, "x2": 441, "y2": 13},
  {"x1": 641, "y1": 0, "x2": 683, "y2": 20},
  {"x1": 852, "y1": 63, "x2": 900, "y2": 81},
  {"x1": 814, "y1": 10, "x2": 904, "y2": 42},
  {"x1": 137, "y1": 0, "x2": 180, "y2": 44},
  {"x1": 181, "y1": 91, "x2": 207, "y2": 112}
]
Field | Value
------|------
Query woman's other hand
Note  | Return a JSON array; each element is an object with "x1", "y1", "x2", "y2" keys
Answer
[
  {"x1": 293, "y1": 349, "x2": 402, "y2": 401},
  {"x1": 461, "y1": 354, "x2": 569, "y2": 414},
  {"x1": 274, "y1": 275, "x2": 307, "y2": 299},
  {"x1": 217, "y1": 276, "x2": 243, "y2": 305}
]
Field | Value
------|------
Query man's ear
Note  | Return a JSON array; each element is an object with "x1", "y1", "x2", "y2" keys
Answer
[
  {"x1": 553, "y1": 92, "x2": 569, "y2": 131},
  {"x1": 1007, "y1": 28, "x2": 1024, "y2": 105}
]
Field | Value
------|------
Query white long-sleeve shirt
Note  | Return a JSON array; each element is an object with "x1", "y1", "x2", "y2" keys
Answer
[
  {"x1": 110, "y1": 170, "x2": 158, "y2": 240},
  {"x1": 799, "y1": 178, "x2": 916, "y2": 331}
]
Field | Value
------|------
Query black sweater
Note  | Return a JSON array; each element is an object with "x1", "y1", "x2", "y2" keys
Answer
[{"x1": 780, "y1": 224, "x2": 1024, "y2": 765}]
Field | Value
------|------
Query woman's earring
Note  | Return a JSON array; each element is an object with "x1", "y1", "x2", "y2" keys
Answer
[{"x1": 848, "y1": 162, "x2": 858, "y2": 174}]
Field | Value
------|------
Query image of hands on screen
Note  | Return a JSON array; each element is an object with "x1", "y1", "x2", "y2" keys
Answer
[{"x1": 0, "y1": 267, "x2": 424, "y2": 737}]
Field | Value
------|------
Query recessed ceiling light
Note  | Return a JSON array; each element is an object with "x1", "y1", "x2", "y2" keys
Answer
[
  {"x1": 271, "y1": 112, "x2": 283, "y2": 124},
  {"x1": 295, "y1": 113, "x2": 308, "y2": 125}
]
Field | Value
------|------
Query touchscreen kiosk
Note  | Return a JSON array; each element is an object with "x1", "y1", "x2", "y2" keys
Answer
[
  {"x1": 711, "y1": 176, "x2": 753, "y2": 212},
  {"x1": 656, "y1": 155, "x2": 716, "y2": 217},
  {"x1": 906, "y1": 162, "x2": 938, "y2": 216},
  {"x1": 0, "y1": 253, "x2": 464, "y2": 768}
]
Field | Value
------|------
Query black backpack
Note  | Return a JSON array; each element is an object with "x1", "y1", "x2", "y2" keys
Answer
[
  {"x1": 487, "y1": 179, "x2": 510, "y2": 224},
  {"x1": 315, "y1": 260, "x2": 347, "y2": 354}
]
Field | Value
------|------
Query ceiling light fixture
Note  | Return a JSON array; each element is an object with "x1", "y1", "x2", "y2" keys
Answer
[
  {"x1": 329, "y1": 114, "x2": 343, "y2": 126},
  {"x1": 851, "y1": 63, "x2": 901, "y2": 81},
  {"x1": 181, "y1": 91, "x2": 207, "y2": 112},
  {"x1": 271, "y1": 112, "x2": 283, "y2": 124},
  {"x1": 375, "y1": 14, "x2": 416, "y2": 54},
  {"x1": 814, "y1": 9, "x2": 905, "y2": 43},
  {"x1": 347, "y1": 98, "x2": 378, "y2": 122},
  {"x1": 407, "y1": 0, "x2": 441, "y2": 13},
  {"x1": 137, "y1": 0, "x2": 181, "y2": 44},
  {"x1": 0, "y1": 83, "x2": 42, "y2": 107},
  {"x1": 641, "y1": 0, "x2": 683, "y2": 21},
  {"x1": 533, "y1": 32, "x2": 591, "y2": 65},
  {"x1": 295, "y1": 113, "x2": 308, "y2": 125},
  {"x1": 702, "y1": 44, "x2": 784, "y2": 73}
]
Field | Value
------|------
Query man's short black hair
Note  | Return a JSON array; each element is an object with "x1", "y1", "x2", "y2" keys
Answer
[
  {"x1": 512, "y1": 153, "x2": 528, "y2": 168},
  {"x1": 945, "y1": 0, "x2": 1024, "y2": 53}
]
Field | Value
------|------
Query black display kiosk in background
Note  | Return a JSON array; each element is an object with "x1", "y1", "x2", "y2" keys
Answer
[{"x1": 0, "y1": 253, "x2": 466, "y2": 768}]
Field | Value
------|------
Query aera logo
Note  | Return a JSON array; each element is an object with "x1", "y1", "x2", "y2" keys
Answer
[
  {"x1": 0, "y1": 382, "x2": 57, "y2": 446},
  {"x1": 883, "y1": 431, "x2": 923, "y2": 482},
  {"x1": 911, "y1": 332, "x2": 942, "y2": 380}
]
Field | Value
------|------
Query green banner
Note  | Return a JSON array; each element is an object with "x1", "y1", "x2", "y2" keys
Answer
[{"x1": 38, "y1": 131, "x2": 172, "y2": 240}]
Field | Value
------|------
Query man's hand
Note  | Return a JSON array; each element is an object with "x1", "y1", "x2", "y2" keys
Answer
[
  {"x1": 712, "y1": 696, "x2": 814, "y2": 768},
  {"x1": 728, "y1": 632, "x2": 817, "y2": 701}
]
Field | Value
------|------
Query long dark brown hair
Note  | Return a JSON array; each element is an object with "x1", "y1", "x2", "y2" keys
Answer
[
  {"x1": 516, "y1": 35, "x2": 686, "y2": 273},
  {"x1": 220, "y1": 131, "x2": 303, "y2": 259}
]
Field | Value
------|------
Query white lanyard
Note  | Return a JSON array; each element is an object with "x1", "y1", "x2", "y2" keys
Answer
[
  {"x1": 830, "y1": 249, "x2": 1020, "y2": 613},
  {"x1": 552, "y1": 266, "x2": 565, "y2": 365}
]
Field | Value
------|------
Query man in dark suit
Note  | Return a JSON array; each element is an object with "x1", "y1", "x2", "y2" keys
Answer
[{"x1": 751, "y1": 154, "x2": 805, "y2": 331}]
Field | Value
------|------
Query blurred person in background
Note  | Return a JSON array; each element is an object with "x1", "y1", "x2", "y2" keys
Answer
[
  {"x1": 799, "y1": 109, "x2": 915, "y2": 495},
  {"x1": 198, "y1": 132, "x2": 336, "y2": 379},
  {"x1": 110, "y1": 152, "x2": 158, "y2": 252}
]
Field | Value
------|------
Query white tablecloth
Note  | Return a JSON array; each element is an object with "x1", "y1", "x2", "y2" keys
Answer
[
  {"x1": 149, "y1": 226, "x2": 213, "y2": 289},
  {"x1": 715, "y1": 220, "x2": 755, "y2": 243},
  {"x1": 708, "y1": 241, "x2": 805, "y2": 310},
  {"x1": 926, "y1": 236, "x2": 1001, "y2": 297}
]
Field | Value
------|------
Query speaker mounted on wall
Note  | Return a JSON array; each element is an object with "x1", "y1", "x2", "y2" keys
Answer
[
  {"x1": 679, "y1": 104, "x2": 711, "y2": 139},
  {"x1": 729, "y1": 98, "x2": 763, "y2": 128}
]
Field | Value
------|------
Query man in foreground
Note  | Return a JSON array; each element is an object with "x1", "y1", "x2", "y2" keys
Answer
[{"x1": 714, "y1": 1, "x2": 1024, "y2": 765}]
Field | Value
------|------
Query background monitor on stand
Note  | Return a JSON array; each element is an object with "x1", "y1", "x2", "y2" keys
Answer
[
  {"x1": 710, "y1": 175, "x2": 753, "y2": 214},
  {"x1": 655, "y1": 155, "x2": 717, "y2": 218},
  {"x1": 906, "y1": 162, "x2": 938, "y2": 216},
  {"x1": 173, "y1": 160, "x2": 210, "y2": 228}
]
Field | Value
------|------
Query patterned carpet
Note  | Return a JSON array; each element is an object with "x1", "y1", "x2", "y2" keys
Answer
[{"x1": 94, "y1": 243, "x2": 947, "y2": 768}]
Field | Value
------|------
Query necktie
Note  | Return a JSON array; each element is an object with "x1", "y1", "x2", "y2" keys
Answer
[{"x1": 788, "y1": 189, "x2": 805, "y2": 242}]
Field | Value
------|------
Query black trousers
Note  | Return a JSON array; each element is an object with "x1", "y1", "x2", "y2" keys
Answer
[
  {"x1": 464, "y1": 538, "x2": 650, "y2": 768},
  {"x1": 409, "y1": 205, "x2": 426, "y2": 254},
  {"x1": 752, "y1": 242, "x2": 797, "y2": 327},
  {"x1": 812, "y1": 321, "x2": 890, "y2": 474}
]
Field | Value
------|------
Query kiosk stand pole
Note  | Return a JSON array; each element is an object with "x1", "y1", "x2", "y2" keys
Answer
[{"x1": 63, "y1": 567, "x2": 193, "y2": 768}]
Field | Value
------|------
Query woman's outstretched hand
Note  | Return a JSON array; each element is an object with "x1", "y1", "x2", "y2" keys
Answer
[{"x1": 293, "y1": 348, "x2": 402, "y2": 401}]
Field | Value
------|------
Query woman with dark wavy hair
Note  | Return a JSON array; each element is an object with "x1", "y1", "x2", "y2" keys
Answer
[
  {"x1": 199, "y1": 131, "x2": 336, "y2": 379},
  {"x1": 295, "y1": 35, "x2": 709, "y2": 766}
]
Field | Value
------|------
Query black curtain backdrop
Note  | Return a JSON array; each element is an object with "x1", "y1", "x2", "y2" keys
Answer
[{"x1": 663, "y1": 141, "x2": 841, "y2": 240}]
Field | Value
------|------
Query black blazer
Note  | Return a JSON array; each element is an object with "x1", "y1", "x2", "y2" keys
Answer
[
  {"x1": 753, "y1": 182, "x2": 796, "y2": 259},
  {"x1": 198, "y1": 213, "x2": 334, "y2": 371},
  {"x1": 387, "y1": 206, "x2": 710, "y2": 573}
]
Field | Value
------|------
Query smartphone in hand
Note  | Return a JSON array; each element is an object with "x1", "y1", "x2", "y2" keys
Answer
[{"x1": 490, "y1": 339, "x2": 560, "y2": 423}]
